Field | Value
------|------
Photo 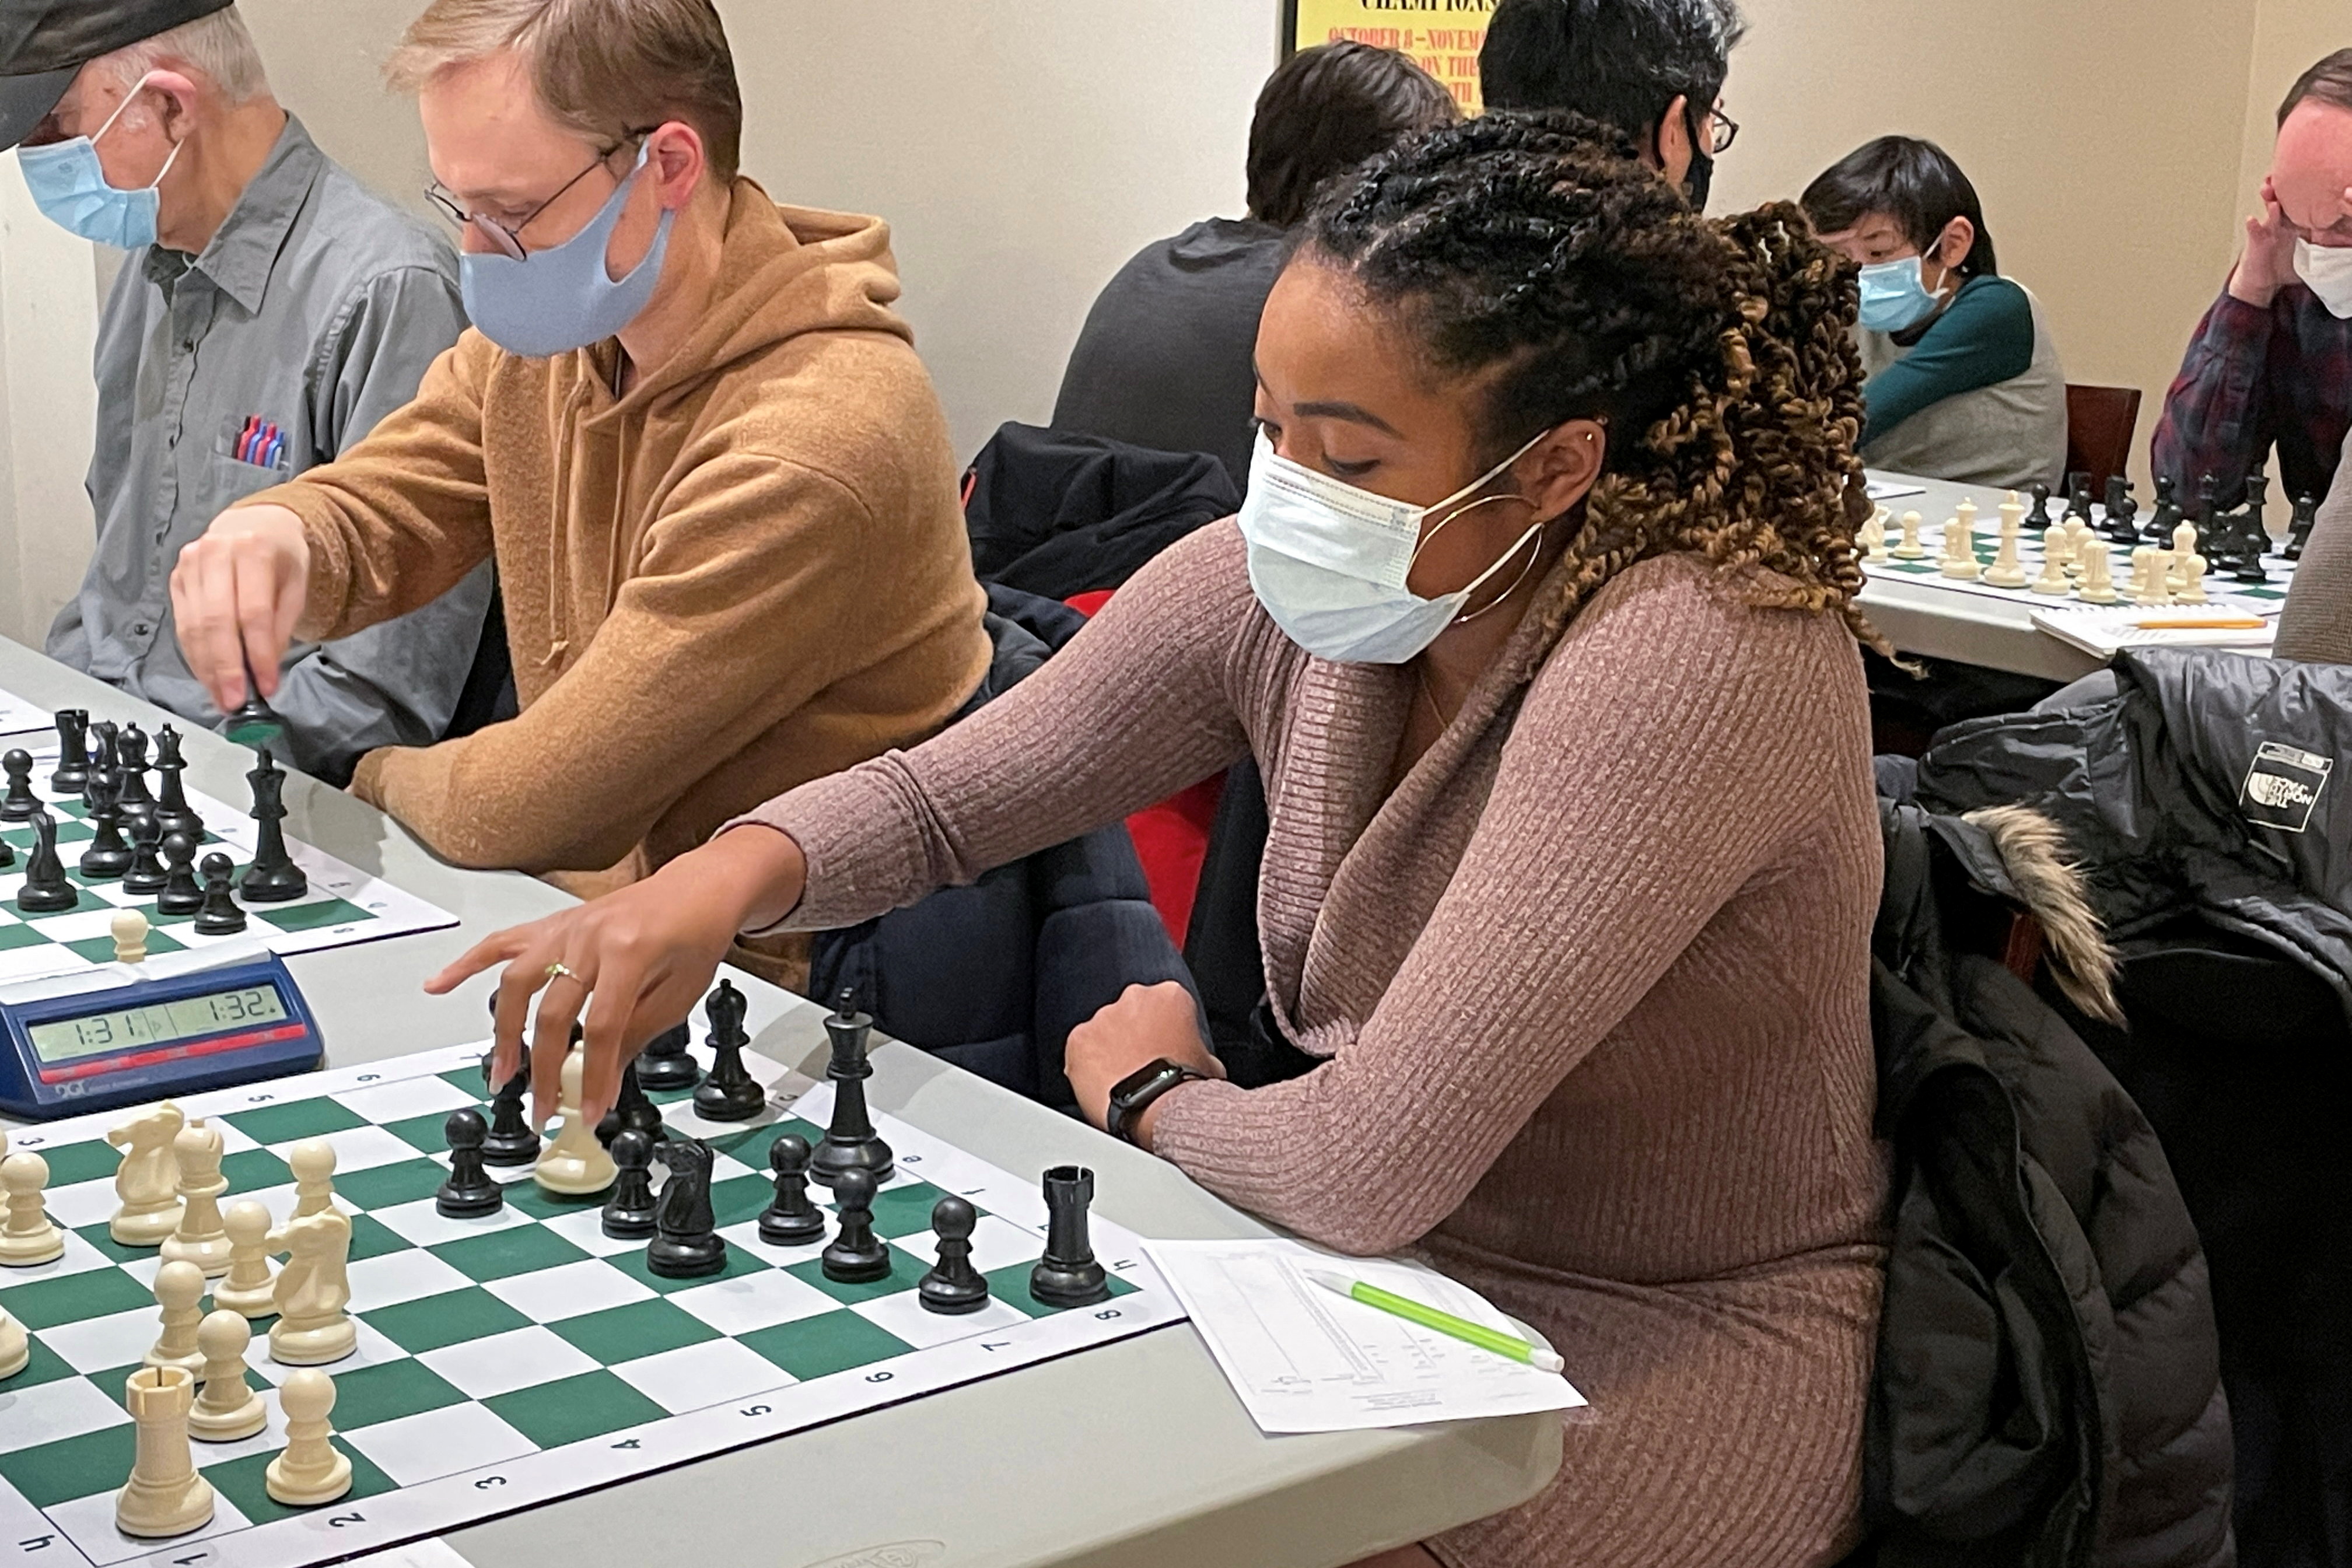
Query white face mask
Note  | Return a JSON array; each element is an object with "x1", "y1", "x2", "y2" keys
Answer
[
  {"x1": 2295, "y1": 238, "x2": 2352, "y2": 319},
  {"x1": 1237, "y1": 427, "x2": 1552, "y2": 664}
]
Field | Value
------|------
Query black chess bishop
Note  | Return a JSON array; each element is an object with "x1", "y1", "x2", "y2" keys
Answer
[
  {"x1": 691, "y1": 979, "x2": 763, "y2": 1122},
  {"x1": 77, "y1": 770, "x2": 132, "y2": 880}
]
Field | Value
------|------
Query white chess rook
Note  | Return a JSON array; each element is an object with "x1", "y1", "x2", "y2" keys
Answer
[
  {"x1": 188, "y1": 1310, "x2": 268, "y2": 1442},
  {"x1": 108, "y1": 1102, "x2": 187, "y2": 1245},
  {"x1": 160, "y1": 1121, "x2": 235, "y2": 1277},
  {"x1": 116, "y1": 1366, "x2": 215, "y2": 1539},
  {"x1": 266, "y1": 1368, "x2": 354, "y2": 1506},
  {"x1": 0, "y1": 1151, "x2": 64, "y2": 1266}
]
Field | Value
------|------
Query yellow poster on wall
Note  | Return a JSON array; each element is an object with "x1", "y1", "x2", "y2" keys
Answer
[{"x1": 1287, "y1": 1, "x2": 1497, "y2": 116}]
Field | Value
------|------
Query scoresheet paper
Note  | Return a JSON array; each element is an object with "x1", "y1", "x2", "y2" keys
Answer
[{"x1": 1144, "y1": 1237, "x2": 1584, "y2": 1434}]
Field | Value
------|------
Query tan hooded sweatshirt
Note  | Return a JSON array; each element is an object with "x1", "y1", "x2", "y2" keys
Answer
[{"x1": 254, "y1": 181, "x2": 992, "y2": 892}]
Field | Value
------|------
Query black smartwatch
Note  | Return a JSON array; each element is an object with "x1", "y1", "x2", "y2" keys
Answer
[{"x1": 1105, "y1": 1058, "x2": 1208, "y2": 1144}]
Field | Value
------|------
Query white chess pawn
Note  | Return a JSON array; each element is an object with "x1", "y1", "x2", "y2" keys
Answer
[
  {"x1": 0, "y1": 1151, "x2": 64, "y2": 1266},
  {"x1": 187, "y1": 1310, "x2": 267, "y2": 1442},
  {"x1": 2078, "y1": 542, "x2": 2118, "y2": 604},
  {"x1": 145, "y1": 1259, "x2": 208, "y2": 1377},
  {"x1": 267, "y1": 1209, "x2": 356, "y2": 1367},
  {"x1": 2148, "y1": 548, "x2": 2178, "y2": 606},
  {"x1": 160, "y1": 1121, "x2": 234, "y2": 1278},
  {"x1": 534, "y1": 1047, "x2": 617, "y2": 1195},
  {"x1": 212, "y1": 1200, "x2": 278, "y2": 1319},
  {"x1": 116, "y1": 1366, "x2": 215, "y2": 1539},
  {"x1": 109, "y1": 1102, "x2": 187, "y2": 1246},
  {"x1": 2064, "y1": 517, "x2": 2095, "y2": 576},
  {"x1": 288, "y1": 1138, "x2": 341, "y2": 1220},
  {"x1": 265, "y1": 1368, "x2": 352, "y2": 1507},
  {"x1": 0, "y1": 1297, "x2": 26, "y2": 1380},
  {"x1": 2179, "y1": 552, "x2": 2211, "y2": 604},
  {"x1": 2127, "y1": 547, "x2": 2156, "y2": 605},
  {"x1": 2031, "y1": 531, "x2": 2072, "y2": 594},
  {"x1": 111, "y1": 909, "x2": 150, "y2": 965},
  {"x1": 1892, "y1": 510, "x2": 1926, "y2": 559},
  {"x1": 1938, "y1": 513, "x2": 1982, "y2": 580}
]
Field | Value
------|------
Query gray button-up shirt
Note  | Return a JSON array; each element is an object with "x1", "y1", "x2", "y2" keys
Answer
[{"x1": 46, "y1": 114, "x2": 493, "y2": 785}]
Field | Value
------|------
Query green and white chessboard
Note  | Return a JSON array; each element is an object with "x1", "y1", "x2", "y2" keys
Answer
[
  {"x1": 0, "y1": 1038, "x2": 1180, "y2": 1568},
  {"x1": 0, "y1": 743, "x2": 453, "y2": 992},
  {"x1": 1862, "y1": 505, "x2": 2297, "y2": 617}
]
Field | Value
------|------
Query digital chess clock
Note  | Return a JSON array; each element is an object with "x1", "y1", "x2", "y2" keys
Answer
[{"x1": 0, "y1": 953, "x2": 324, "y2": 1119}]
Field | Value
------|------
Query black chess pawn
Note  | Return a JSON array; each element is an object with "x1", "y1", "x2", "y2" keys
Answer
[
  {"x1": 918, "y1": 1195, "x2": 991, "y2": 1315},
  {"x1": 2194, "y1": 472, "x2": 2220, "y2": 524},
  {"x1": 2289, "y1": 493, "x2": 2322, "y2": 561},
  {"x1": 436, "y1": 1109, "x2": 505, "y2": 1219},
  {"x1": 480, "y1": 1045, "x2": 541, "y2": 1166},
  {"x1": 155, "y1": 831, "x2": 204, "y2": 916},
  {"x1": 121, "y1": 814, "x2": 168, "y2": 895},
  {"x1": 2025, "y1": 482, "x2": 2052, "y2": 530},
  {"x1": 238, "y1": 749, "x2": 306, "y2": 902},
  {"x1": 151, "y1": 725, "x2": 202, "y2": 839},
  {"x1": 602, "y1": 1129, "x2": 659, "y2": 1239},
  {"x1": 811, "y1": 990, "x2": 893, "y2": 1186},
  {"x1": 634, "y1": 1017, "x2": 700, "y2": 1091},
  {"x1": 757, "y1": 1133, "x2": 826, "y2": 1246},
  {"x1": 647, "y1": 1138, "x2": 727, "y2": 1278},
  {"x1": 192, "y1": 851, "x2": 247, "y2": 935},
  {"x1": 1030, "y1": 1164, "x2": 1110, "y2": 1307},
  {"x1": 691, "y1": 979, "x2": 764, "y2": 1122},
  {"x1": 0, "y1": 832, "x2": 12, "y2": 872},
  {"x1": 114, "y1": 724, "x2": 156, "y2": 826},
  {"x1": 77, "y1": 770, "x2": 132, "y2": 880},
  {"x1": 0, "y1": 748, "x2": 38, "y2": 822},
  {"x1": 49, "y1": 710, "x2": 89, "y2": 795},
  {"x1": 2064, "y1": 473, "x2": 2093, "y2": 523},
  {"x1": 596, "y1": 1058, "x2": 666, "y2": 1146},
  {"x1": 820, "y1": 1167, "x2": 892, "y2": 1283},
  {"x1": 15, "y1": 810, "x2": 75, "y2": 914},
  {"x1": 2146, "y1": 474, "x2": 2183, "y2": 544}
]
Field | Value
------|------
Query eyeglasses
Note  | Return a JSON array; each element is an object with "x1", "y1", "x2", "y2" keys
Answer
[
  {"x1": 1705, "y1": 105, "x2": 1738, "y2": 156},
  {"x1": 424, "y1": 135, "x2": 638, "y2": 260}
]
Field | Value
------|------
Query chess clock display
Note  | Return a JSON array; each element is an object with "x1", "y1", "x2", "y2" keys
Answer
[{"x1": 0, "y1": 952, "x2": 324, "y2": 1118}]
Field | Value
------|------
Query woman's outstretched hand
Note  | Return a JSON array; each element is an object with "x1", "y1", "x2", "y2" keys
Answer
[{"x1": 426, "y1": 826, "x2": 809, "y2": 1128}]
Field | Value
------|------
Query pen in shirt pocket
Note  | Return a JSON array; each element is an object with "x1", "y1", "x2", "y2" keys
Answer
[{"x1": 236, "y1": 416, "x2": 286, "y2": 468}]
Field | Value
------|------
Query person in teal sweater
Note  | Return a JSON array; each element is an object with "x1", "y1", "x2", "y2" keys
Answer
[{"x1": 1803, "y1": 136, "x2": 2067, "y2": 489}]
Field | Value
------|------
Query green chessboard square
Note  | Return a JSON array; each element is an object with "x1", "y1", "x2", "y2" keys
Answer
[
  {"x1": 505, "y1": 1182, "x2": 606, "y2": 1223},
  {"x1": 0, "y1": 1419, "x2": 134, "y2": 1507},
  {"x1": 0, "y1": 922, "x2": 47, "y2": 951},
  {"x1": 316, "y1": 1357, "x2": 468, "y2": 1429},
  {"x1": 786, "y1": 1249, "x2": 926, "y2": 1307},
  {"x1": 738, "y1": 1308, "x2": 913, "y2": 1382},
  {"x1": 30, "y1": 1139, "x2": 121, "y2": 1188},
  {"x1": 348, "y1": 1212, "x2": 410, "y2": 1263},
  {"x1": 869, "y1": 1180, "x2": 952, "y2": 1241},
  {"x1": 218, "y1": 1147, "x2": 295, "y2": 1191},
  {"x1": 428, "y1": 1224, "x2": 590, "y2": 1283},
  {"x1": 2242, "y1": 587, "x2": 2287, "y2": 599},
  {"x1": 223, "y1": 1097, "x2": 367, "y2": 1144},
  {"x1": 984, "y1": 1262, "x2": 1139, "y2": 1320},
  {"x1": 383, "y1": 1110, "x2": 460, "y2": 1156},
  {"x1": 703, "y1": 1116, "x2": 825, "y2": 1166},
  {"x1": 49, "y1": 820, "x2": 95, "y2": 845},
  {"x1": 361, "y1": 1286, "x2": 531, "y2": 1355},
  {"x1": 551, "y1": 1297, "x2": 720, "y2": 1364},
  {"x1": 0, "y1": 1333, "x2": 80, "y2": 1391},
  {"x1": 256, "y1": 897, "x2": 371, "y2": 934},
  {"x1": 201, "y1": 1438, "x2": 396, "y2": 1526},
  {"x1": 335, "y1": 1158, "x2": 449, "y2": 1212},
  {"x1": 62, "y1": 927, "x2": 186, "y2": 965},
  {"x1": 708, "y1": 1174, "x2": 771, "y2": 1230},
  {"x1": 607, "y1": 1240, "x2": 766, "y2": 1296},
  {"x1": 2, "y1": 1263, "x2": 153, "y2": 1329},
  {"x1": 484, "y1": 1369, "x2": 664, "y2": 1448},
  {"x1": 71, "y1": 1223, "x2": 153, "y2": 1264}
]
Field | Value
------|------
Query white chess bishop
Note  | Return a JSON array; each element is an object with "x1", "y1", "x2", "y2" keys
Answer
[
  {"x1": 108, "y1": 1101, "x2": 187, "y2": 1245},
  {"x1": 160, "y1": 1120, "x2": 235, "y2": 1276}
]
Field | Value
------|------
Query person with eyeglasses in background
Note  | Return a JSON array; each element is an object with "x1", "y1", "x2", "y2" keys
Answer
[
  {"x1": 1477, "y1": 0, "x2": 1742, "y2": 212},
  {"x1": 2, "y1": 0, "x2": 489, "y2": 786},
  {"x1": 164, "y1": 0, "x2": 992, "y2": 991}
]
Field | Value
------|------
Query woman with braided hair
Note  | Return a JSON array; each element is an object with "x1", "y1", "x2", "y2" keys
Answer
[{"x1": 438, "y1": 111, "x2": 1888, "y2": 1566}]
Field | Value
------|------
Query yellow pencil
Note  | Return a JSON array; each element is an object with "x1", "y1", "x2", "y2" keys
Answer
[{"x1": 2134, "y1": 617, "x2": 2269, "y2": 631}]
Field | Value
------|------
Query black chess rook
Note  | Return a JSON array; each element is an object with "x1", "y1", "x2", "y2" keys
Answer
[
  {"x1": 1030, "y1": 1165, "x2": 1110, "y2": 1307},
  {"x1": 811, "y1": 990, "x2": 893, "y2": 1185},
  {"x1": 49, "y1": 710, "x2": 89, "y2": 795}
]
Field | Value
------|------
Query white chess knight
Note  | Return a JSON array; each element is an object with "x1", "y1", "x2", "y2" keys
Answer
[
  {"x1": 145, "y1": 1259, "x2": 208, "y2": 1377},
  {"x1": 288, "y1": 1138, "x2": 342, "y2": 1220},
  {"x1": 1938, "y1": 512, "x2": 1982, "y2": 580},
  {"x1": 266, "y1": 1368, "x2": 352, "y2": 1506},
  {"x1": 0, "y1": 1150, "x2": 64, "y2": 1266},
  {"x1": 108, "y1": 1101, "x2": 187, "y2": 1245},
  {"x1": 188, "y1": 1310, "x2": 267, "y2": 1442},
  {"x1": 267, "y1": 1208, "x2": 356, "y2": 1366},
  {"x1": 160, "y1": 1121, "x2": 234, "y2": 1277},
  {"x1": 115, "y1": 1365, "x2": 215, "y2": 1539},
  {"x1": 212, "y1": 1200, "x2": 278, "y2": 1318},
  {"x1": 534, "y1": 1046, "x2": 617, "y2": 1195}
]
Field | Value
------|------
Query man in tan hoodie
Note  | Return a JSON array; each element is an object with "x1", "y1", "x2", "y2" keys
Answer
[{"x1": 167, "y1": 0, "x2": 992, "y2": 920}]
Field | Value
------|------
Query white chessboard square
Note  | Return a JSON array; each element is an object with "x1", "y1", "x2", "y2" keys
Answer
[
  {"x1": 370, "y1": 1195, "x2": 530, "y2": 1249},
  {"x1": 46, "y1": 1479, "x2": 254, "y2": 1567},
  {"x1": 348, "y1": 1247, "x2": 473, "y2": 1310},
  {"x1": 344, "y1": 1400, "x2": 536, "y2": 1488},
  {"x1": 251, "y1": 1317, "x2": 408, "y2": 1384},
  {"x1": 0, "y1": 1227, "x2": 120, "y2": 1284},
  {"x1": 29, "y1": 1177, "x2": 123, "y2": 1231},
  {"x1": 335, "y1": 1076, "x2": 482, "y2": 1126},
  {"x1": 850, "y1": 1287, "x2": 1032, "y2": 1350},
  {"x1": 666, "y1": 1266, "x2": 838, "y2": 1338},
  {"x1": 417, "y1": 1324, "x2": 597, "y2": 1400},
  {"x1": 264, "y1": 1122, "x2": 417, "y2": 1175},
  {"x1": 37, "y1": 1303, "x2": 164, "y2": 1373},
  {"x1": 887, "y1": 1214, "x2": 1047, "y2": 1277},
  {"x1": 609, "y1": 1336, "x2": 792, "y2": 1415},
  {"x1": 0, "y1": 1372, "x2": 131, "y2": 1453},
  {"x1": 17, "y1": 905, "x2": 142, "y2": 945},
  {"x1": 484, "y1": 1257, "x2": 654, "y2": 1322},
  {"x1": 715, "y1": 1218, "x2": 831, "y2": 1270},
  {"x1": 534, "y1": 1205, "x2": 646, "y2": 1259},
  {"x1": 187, "y1": 1382, "x2": 293, "y2": 1466}
]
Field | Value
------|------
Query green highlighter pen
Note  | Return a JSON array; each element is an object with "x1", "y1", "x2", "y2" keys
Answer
[{"x1": 1302, "y1": 1267, "x2": 1566, "y2": 1374}]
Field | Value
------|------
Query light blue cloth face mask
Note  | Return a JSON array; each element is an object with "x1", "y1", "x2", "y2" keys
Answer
[
  {"x1": 17, "y1": 75, "x2": 183, "y2": 251},
  {"x1": 460, "y1": 142, "x2": 677, "y2": 358},
  {"x1": 1237, "y1": 427, "x2": 1552, "y2": 664},
  {"x1": 1856, "y1": 255, "x2": 1947, "y2": 334}
]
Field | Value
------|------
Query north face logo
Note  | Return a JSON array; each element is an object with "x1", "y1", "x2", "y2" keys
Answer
[
  {"x1": 2246, "y1": 773, "x2": 2316, "y2": 810},
  {"x1": 2241, "y1": 741, "x2": 2332, "y2": 834}
]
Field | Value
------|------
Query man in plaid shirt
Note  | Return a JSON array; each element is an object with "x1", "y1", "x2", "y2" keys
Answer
[{"x1": 2154, "y1": 49, "x2": 2352, "y2": 514}]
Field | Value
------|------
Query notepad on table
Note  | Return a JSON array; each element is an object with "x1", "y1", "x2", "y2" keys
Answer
[{"x1": 2031, "y1": 606, "x2": 2279, "y2": 660}]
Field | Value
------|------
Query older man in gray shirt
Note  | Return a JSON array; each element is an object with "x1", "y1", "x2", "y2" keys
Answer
[{"x1": 6, "y1": 0, "x2": 489, "y2": 785}]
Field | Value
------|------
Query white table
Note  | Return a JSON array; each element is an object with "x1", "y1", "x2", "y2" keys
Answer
[{"x1": 0, "y1": 638, "x2": 1559, "y2": 1568}]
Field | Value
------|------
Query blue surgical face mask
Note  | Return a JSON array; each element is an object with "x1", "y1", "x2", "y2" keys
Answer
[
  {"x1": 459, "y1": 142, "x2": 677, "y2": 358},
  {"x1": 1857, "y1": 255, "x2": 1947, "y2": 334},
  {"x1": 1237, "y1": 428, "x2": 1553, "y2": 664},
  {"x1": 16, "y1": 75, "x2": 183, "y2": 251}
]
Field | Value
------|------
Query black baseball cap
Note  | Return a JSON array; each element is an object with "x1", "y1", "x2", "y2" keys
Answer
[{"x1": 1, "y1": 0, "x2": 235, "y2": 150}]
